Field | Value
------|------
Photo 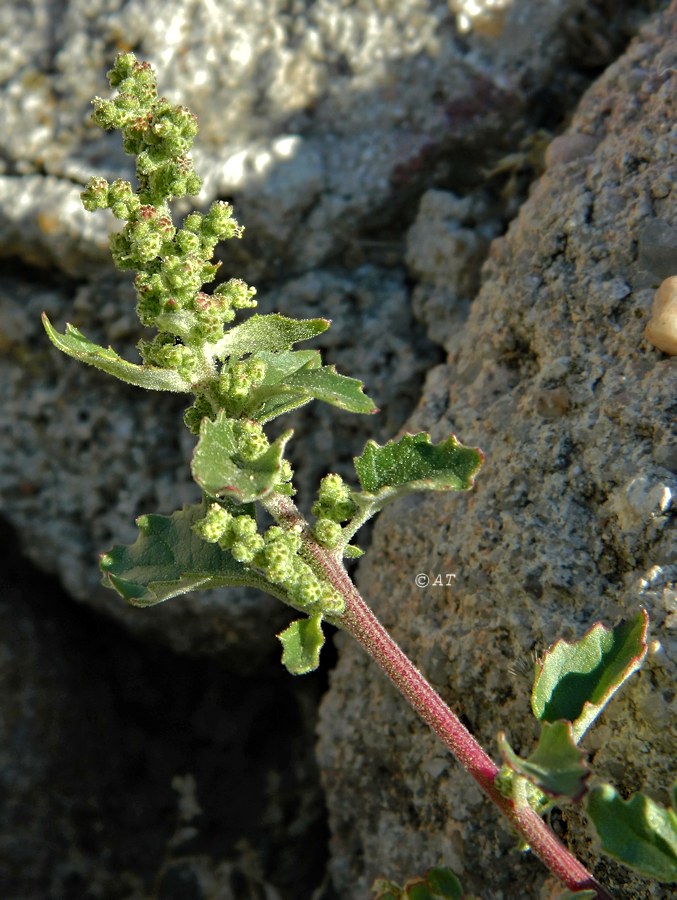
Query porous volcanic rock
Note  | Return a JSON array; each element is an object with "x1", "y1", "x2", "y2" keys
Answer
[{"x1": 317, "y1": 4, "x2": 676, "y2": 898}]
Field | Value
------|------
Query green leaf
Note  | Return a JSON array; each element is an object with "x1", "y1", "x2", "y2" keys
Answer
[
  {"x1": 354, "y1": 433, "x2": 482, "y2": 495},
  {"x1": 248, "y1": 388, "x2": 314, "y2": 424},
  {"x1": 42, "y1": 314, "x2": 192, "y2": 392},
  {"x1": 498, "y1": 722, "x2": 589, "y2": 801},
  {"x1": 286, "y1": 363, "x2": 378, "y2": 414},
  {"x1": 278, "y1": 614, "x2": 325, "y2": 674},
  {"x1": 212, "y1": 313, "x2": 329, "y2": 359},
  {"x1": 532, "y1": 611, "x2": 649, "y2": 742},
  {"x1": 424, "y1": 867, "x2": 464, "y2": 899},
  {"x1": 350, "y1": 433, "x2": 482, "y2": 524},
  {"x1": 191, "y1": 411, "x2": 293, "y2": 502},
  {"x1": 587, "y1": 785, "x2": 677, "y2": 882},
  {"x1": 100, "y1": 503, "x2": 278, "y2": 606},
  {"x1": 255, "y1": 349, "x2": 321, "y2": 382}
]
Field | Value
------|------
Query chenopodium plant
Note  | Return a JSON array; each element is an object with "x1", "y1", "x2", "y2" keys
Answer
[{"x1": 43, "y1": 55, "x2": 675, "y2": 898}]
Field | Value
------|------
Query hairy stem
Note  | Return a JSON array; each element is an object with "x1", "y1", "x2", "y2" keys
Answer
[
  {"x1": 341, "y1": 585, "x2": 613, "y2": 898},
  {"x1": 263, "y1": 491, "x2": 613, "y2": 898}
]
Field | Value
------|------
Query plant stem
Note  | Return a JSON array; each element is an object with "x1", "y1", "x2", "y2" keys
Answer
[
  {"x1": 339, "y1": 583, "x2": 613, "y2": 899},
  {"x1": 263, "y1": 493, "x2": 613, "y2": 898}
]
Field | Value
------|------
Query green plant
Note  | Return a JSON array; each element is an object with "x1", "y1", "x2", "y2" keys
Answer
[{"x1": 44, "y1": 54, "x2": 676, "y2": 898}]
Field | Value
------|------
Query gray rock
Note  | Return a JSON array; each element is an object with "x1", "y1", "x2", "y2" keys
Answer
[
  {"x1": 0, "y1": 0, "x2": 662, "y2": 664},
  {"x1": 317, "y1": 4, "x2": 676, "y2": 898},
  {"x1": 0, "y1": 526, "x2": 328, "y2": 899}
]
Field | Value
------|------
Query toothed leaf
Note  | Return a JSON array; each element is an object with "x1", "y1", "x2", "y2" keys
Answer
[
  {"x1": 354, "y1": 432, "x2": 482, "y2": 495},
  {"x1": 192, "y1": 410, "x2": 293, "y2": 502},
  {"x1": 100, "y1": 503, "x2": 277, "y2": 606},
  {"x1": 498, "y1": 721, "x2": 589, "y2": 801},
  {"x1": 532, "y1": 611, "x2": 649, "y2": 742},
  {"x1": 587, "y1": 785, "x2": 677, "y2": 882},
  {"x1": 285, "y1": 363, "x2": 377, "y2": 414},
  {"x1": 43, "y1": 314, "x2": 192, "y2": 392}
]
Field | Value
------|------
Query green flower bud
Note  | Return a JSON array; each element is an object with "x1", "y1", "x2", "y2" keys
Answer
[
  {"x1": 235, "y1": 420, "x2": 269, "y2": 460},
  {"x1": 289, "y1": 565, "x2": 322, "y2": 606},
  {"x1": 313, "y1": 517, "x2": 342, "y2": 549},
  {"x1": 175, "y1": 228, "x2": 201, "y2": 254},
  {"x1": 203, "y1": 201, "x2": 242, "y2": 241},
  {"x1": 183, "y1": 394, "x2": 214, "y2": 434},
  {"x1": 81, "y1": 176, "x2": 110, "y2": 211},
  {"x1": 312, "y1": 474, "x2": 356, "y2": 523},
  {"x1": 213, "y1": 279, "x2": 257, "y2": 311},
  {"x1": 194, "y1": 503, "x2": 232, "y2": 543},
  {"x1": 278, "y1": 459, "x2": 293, "y2": 483},
  {"x1": 319, "y1": 585, "x2": 344, "y2": 615}
]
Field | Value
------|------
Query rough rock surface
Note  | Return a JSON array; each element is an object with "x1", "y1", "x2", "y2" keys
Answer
[
  {"x1": 2, "y1": 0, "x2": 657, "y2": 662},
  {"x1": 0, "y1": 521, "x2": 329, "y2": 900},
  {"x1": 317, "y1": 5, "x2": 676, "y2": 899}
]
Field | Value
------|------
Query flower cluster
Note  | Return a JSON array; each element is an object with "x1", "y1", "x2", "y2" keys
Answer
[
  {"x1": 311, "y1": 474, "x2": 357, "y2": 548},
  {"x1": 80, "y1": 53, "x2": 254, "y2": 373},
  {"x1": 194, "y1": 504, "x2": 343, "y2": 614}
]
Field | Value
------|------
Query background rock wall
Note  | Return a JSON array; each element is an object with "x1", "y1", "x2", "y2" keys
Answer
[
  {"x1": 0, "y1": 1, "x2": 673, "y2": 898},
  {"x1": 317, "y1": 4, "x2": 676, "y2": 898}
]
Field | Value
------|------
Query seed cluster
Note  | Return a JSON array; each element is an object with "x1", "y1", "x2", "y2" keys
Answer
[
  {"x1": 80, "y1": 53, "x2": 256, "y2": 376},
  {"x1": 194, "y1": 504, "x2": 343, "y2": 614}
]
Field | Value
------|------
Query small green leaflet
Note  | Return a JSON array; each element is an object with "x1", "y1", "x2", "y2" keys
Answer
[
  {"x1": 191, "y1": 411, "x2": 292, "y2": 502},
  {"x1": 285, "y1": 363, "x2": 377, "y2": 414},
  {"x1": 498, "y1": 721, "x2": 589, "y2": 801},
  {"x1": 278, "y1": 614, "x2": 325, "y2": 674},
  {"x1": 211, "y1": 313, "x2": 329, "y2": 359},
  {"x1": 531, "y1": 611, "x2": 649, "y2": 743},
  {"x1": 242, "y1": 350, "x2": 377, "y2": 421},
  {"x1": 587, "y1": 785, "x2": 677, "y2": 882},
  {"x1": 42, "y1": 314, "x2": 192, "y2": 392},
  {"x1": 100, "y1": 503, "x2": 279, "y2": 606}
]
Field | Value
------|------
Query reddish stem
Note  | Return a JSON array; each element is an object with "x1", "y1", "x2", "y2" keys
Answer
[
  {"x1": 264, "y1": 493, "x2": 613, "y2": 898},
  {"x1": 338, "y1": 582, "x2": 613, "y2": 899}
]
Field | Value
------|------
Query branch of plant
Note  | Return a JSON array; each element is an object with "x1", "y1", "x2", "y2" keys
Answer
[{"x1": 262, "y1": 491, "x2": 612, "y2": 899}]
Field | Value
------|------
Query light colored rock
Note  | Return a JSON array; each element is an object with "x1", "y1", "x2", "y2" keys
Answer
[
  {"x1": 5, "y1": 0, "x2": 646, "y2": 661},
  {"x1": 645, "y1": 275, "x2": 677, "y2": 354},
  {"x1": 317, "y1": 4, "x2": 677, "y2": 898}
]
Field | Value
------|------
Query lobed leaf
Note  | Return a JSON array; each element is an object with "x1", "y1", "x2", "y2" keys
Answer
[
  {"x1": 498, "y1": 721, "x2": 589, "y2": 801},
  {"x1": 354, "y1": 433, "x2": 482, "y2": 496},
  {"x1": 42, "y1": 314, "x2": 192, "y2": 392},
  {"x1": 345, "y1": 434, "x2": 483, "y2": 535},
  {"x1": 191, "y1": 410, "x2": 292, "y2": 502},
  {"x1": 587, "y1": 785, "x2": 677, "y2": 882},
  {"x1": 532, "y1": 611, "x2": 649, "y2": 742},
  {"x1": 241, "y1": 350, "x2": 377, "y2": 421},
  {"x1": 100, "y1": 503, "x2": 277, "y2": 606},
  {"x1": 286, "y1": 363, "x2": 377, "y2": 414},
  {"x1": 212, "y1": 313, "x2": 329, "y2": 359},
  {"x1": 278, "y1": 614, "x2": 325, "y2": 674}
]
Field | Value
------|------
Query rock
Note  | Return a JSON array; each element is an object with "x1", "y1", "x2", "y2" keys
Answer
[
  {"x1": 4, "y1": 0, "x2": 655, "y2": 662},
  {"x1": 317, "y1": 4, "x2": 677, "y2": 898},
  {"x1": 644, "y1": 276, "x2": 677, "y2": 355},
  {"x1": 0, "y1": 523, "x2": 328, "y2": 899}
]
